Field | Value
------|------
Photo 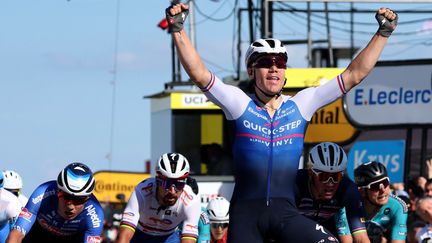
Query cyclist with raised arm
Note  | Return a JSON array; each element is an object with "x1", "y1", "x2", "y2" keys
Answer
[
  {"x1": 0, "y1": 172, "x2": 22, "y2": 243},
  {"x1": 337, "y1": 161, "x2": 408, "y2": 243},
  {"x1": 206, "y1": 197, "x2": 230, "y2": 243},
  {"x1": 7, "y1": 162, "x2": 104, "y2": 243},
  {"x1": 3, "y1": 171, "x2": 28, "y2": 208},
  {"x1": 165, "y1": 2, "x2": 397, "y2": 242},
  {"x1": 116, "y1": 153, "x2": 201, "y2": 243},
  {"x1": 295, "y1": 142, "x2": 369, "y2": 243}
]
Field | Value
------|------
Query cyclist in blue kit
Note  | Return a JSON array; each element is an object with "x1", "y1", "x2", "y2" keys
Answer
[
  {"x1": 6, "y1": 162, "x2": 104, "y2": 243},
  {"x1": 295, "y1": 142, "x2": 369, "y2": 243},
  {"x1": 165, "y1": 3, "x2": 398, "y2": 242}
]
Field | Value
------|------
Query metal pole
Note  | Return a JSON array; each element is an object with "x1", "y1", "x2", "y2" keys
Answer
[
  {"x1": 307, "y1": 2, "x2": 312, "y2": 67},
  {"x1": 263, "y1": 0, "x2": 270, "y2": 38},
  {"x1": 171, "y1": 39, "x2": 176, "y2": 83},
  {"x1": 404, "y1": 128, "x2": 412, "y2": 184},
  {"x1": 350, "y1": 2, "x2": 354, "y2": 59},
  {"x1": 237, "y1": 9, "x2": 242, "y2": 80},
  {"x1": 248, "y1": 0, "x2": 255, "y2": 42},
  {"x1": 189, "y1": 0, "x2": 196, "y2": 48},
  {"x1": 324, "y1": 2, "x2": 334, "y2": 67}
]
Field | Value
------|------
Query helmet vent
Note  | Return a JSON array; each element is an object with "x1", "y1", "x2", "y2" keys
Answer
[
  {"x1": 328, "y1": 145, "x2": 335, "y2": 167},
  {"x1": 252, "y1": 42, "x2": 264, "y2": 48},
  {"x1": 317, "y1": 145, "x2": 326, "y2": 165},
  {"x1": 266, "y1": 39, "x2": 276, "y2": 48},
  {"x1": 338, "y1": 149, "x2": 344, "y2": 166}
]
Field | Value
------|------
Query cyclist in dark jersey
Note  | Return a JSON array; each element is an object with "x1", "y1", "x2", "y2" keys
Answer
[
  {"x1": 295, "y1": 142, "x2": 369, "y2": 243},
  {"x1": 165, "y1": 3, "x2": 397, "y2": 242},
  {"x1": 337, "y1": 161, "x2": 408, "y2": 243},
  {"x1": 7, "y1": 162, "x2": 104, "y2": 243}
]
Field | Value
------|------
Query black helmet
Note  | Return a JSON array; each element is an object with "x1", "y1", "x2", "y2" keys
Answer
[{"x1": 354, "y1": 161, "x2": 388, "y2": 187}]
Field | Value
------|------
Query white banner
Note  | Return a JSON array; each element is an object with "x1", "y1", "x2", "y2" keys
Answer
[{"x1": 344, "y1": 62, "x2": 432, "y2": 126}]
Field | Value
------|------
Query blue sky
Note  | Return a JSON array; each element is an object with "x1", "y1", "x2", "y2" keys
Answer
[{"x1": 0, "y1": 0, "x2": 431, "y2": 196}]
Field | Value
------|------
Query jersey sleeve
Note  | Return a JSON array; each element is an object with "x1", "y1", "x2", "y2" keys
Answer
[
  {"x1": 197, "y1": 209, "x2": 211, "y2": 243},
  {"x1": 390, "y1": 196, "x2": 408, "y2": 240},
  {"x1": 342, "y1": 181, "x2": 367, "y2": 235},
  {"x1": 82, "y1": 200, "x2": 104, "y2": 243},
  {"x1": 335, "y1": 207, "x2": 352, "y2": 236},
  {"x1": 120, "y1": 187, "x2": 141, "y2": 233},
  {"x1": 291, "y1": 74, "x2": 347, "y2": 121},
  {"x1": 201, "y1": 73, "x2": 251, "y2": 120},
  {"x1": 6, "y1": 197, "x2": 22, "y2": 230},
  {"x1": 12, "y1": 183, "x2": 49, "y2": 236},
  {"x1": 181, "y1": 192, "x2": 201, "y2": 241}
]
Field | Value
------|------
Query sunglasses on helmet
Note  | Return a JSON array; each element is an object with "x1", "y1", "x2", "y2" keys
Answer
[
  {"x1": 157, "y1": 178, "x2": 186, "y2": 192},
  {"x1": 311, "y1": 168, "x2": 344, "y2": 184},
  {"x1": 361, "y1": 177, "x2": 390, "y2": 191},
  {"x1": 211, "y1": 223, "x2": 229, "y2": 229},
  {"x1": 57, "y1": 190, "x2": 90, "y2": 205},
  {"x1": 253, "y1": 55, "x2": 286, "y2": 69}
]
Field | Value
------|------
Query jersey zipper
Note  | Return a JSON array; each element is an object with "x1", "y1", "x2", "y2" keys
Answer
[{"x1": 266, "y1": 116, "x2": 274, "y2": 206}]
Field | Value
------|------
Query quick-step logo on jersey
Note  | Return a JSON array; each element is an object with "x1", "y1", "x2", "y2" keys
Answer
[
  {"x1": 87, "y1": 236, "x2": 102, "y2": 243},
  {"x1": 353, "y1": 87, "x2": 431, "y2": 106},
  {"x1": 85, "y1": 204, "x2": 102, "y2": 228}
]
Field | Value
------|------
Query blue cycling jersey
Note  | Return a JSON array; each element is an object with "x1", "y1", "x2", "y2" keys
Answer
[
  {"x1": 203, "y1": 74, "x2": 346, "y2": 243},
  {"x1": 295, "y1": 169, "x2": 367, "y2": 235},
  {"x1": 202, "y1": 74, "x2": 345, "y2": 203},
  {"x1": 336, "y1": 194, "x2": 408, "y2": 242},
  {"x1": 13, "y1": 181, "x2": 104, "y2": 243}
]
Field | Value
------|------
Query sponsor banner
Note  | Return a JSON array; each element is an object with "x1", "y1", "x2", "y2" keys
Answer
[
  {"x1": 171, "y1": 93, "x2": 219, "y2": 110},
  {"x1": 284, "y1": 68, "x2": 343, "y2": 88},
  {"x1": 344, "y1": 64, "x2": 432, "y2": 126},
  {"x1": 93, "y1": 171, "x2": 150, "y2": 203},
  {"x1": 305, "y1": 99, "x2": 357, "y2": 143},
  {"x1": 347, "y1": 140, "x2": 405, "y2": 183}
]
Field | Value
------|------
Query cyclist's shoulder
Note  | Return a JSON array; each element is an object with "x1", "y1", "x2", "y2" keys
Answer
[
  {"x1": 199, "y1": 208, "x2": 210, "y2": 225},
  {"x1": 28, "y1": 180, "x2": 57, "y2": 202},
  {"x1": 180, "y1": 186, "x2": 200, "y2": 206},
  {"x1": 0, "y1": 188, "x2": 20, "y2": 203},
  {"x1": 386, "y1": 194, "x2": 409, "y2": 214},
  {"x1": 134, "y1": 178, "x2": 156, "y2": 194}
]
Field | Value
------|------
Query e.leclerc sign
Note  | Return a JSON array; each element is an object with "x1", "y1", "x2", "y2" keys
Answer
[{"x1": 344, "y1": 62, "x2": 432, "y2": 126}]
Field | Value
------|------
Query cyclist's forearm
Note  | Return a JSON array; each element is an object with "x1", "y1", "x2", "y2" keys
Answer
[
  {"x1": 6, "y1": 229, "x2": 24, "y2": 243},
  {"x1": 172, "y1": 30, "x2": 211, "y2": 88}
]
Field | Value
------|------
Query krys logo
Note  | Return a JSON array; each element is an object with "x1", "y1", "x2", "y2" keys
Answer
[{"x1": 354, "y1": 87, "x2": 431, "y2": 106}]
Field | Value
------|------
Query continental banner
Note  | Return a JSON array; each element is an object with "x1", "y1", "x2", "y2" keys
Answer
[
  {"x1": 93, "y1": 171, "x2": 150, "y2": 203},
  {"x1": 305, "y1": 99, "x2": 357, "y2": 144}
]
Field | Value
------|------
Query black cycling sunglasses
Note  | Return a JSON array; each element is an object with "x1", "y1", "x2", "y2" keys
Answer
[
  {"x1": 157, "y1": 178, "x2": 186, "y2": 192},
  {"x1": 57, "y1": 190, "x2": 90, "y2": 205},
  {"x1": 253, "y1": 55, "x2": 286, "y2": 69},
  {"x1": 211, "y1": 223, "x2": 229, "y2": 229}
]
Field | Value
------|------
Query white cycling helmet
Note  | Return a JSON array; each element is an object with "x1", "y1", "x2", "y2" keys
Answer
[
  {"x1": 156, "y1": 153, "x2": 190, "y2": 179},
  {"x1": 309, "y1": 142, "x2": 347, "y2": 173},
  {"x1": 207, "y1": 196, "x2": 230, "y2": 223},
  {"x1": 57, "y1": 162, "x2": 95, "y2": 197},
  {"x1": 244, "y1": 38, "x2": 288, "y2": 68},
  {"x1": 3, "y1": 170, "x2": 23, "y2": 190}
]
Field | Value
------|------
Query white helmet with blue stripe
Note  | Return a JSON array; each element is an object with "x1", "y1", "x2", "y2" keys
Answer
[{"x1": 57, "y1": 162, "x2": 95, "y2": 196}]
